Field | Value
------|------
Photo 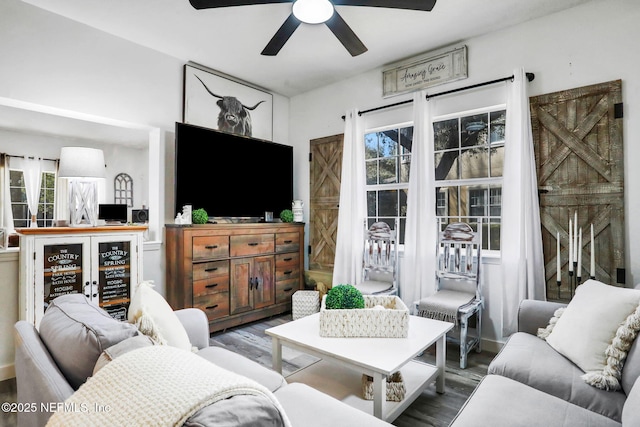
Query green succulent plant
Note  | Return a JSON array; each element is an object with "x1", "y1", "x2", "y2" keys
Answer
[
  {"x1": 280, "y1": 209, "x2": 294, "y2": 223},
  {"x1": 192, "y1": 208, "x2": 209, "y2": 224},
  {"x1": 325, "y1": 284, "x2": 365, "y2": 310}
]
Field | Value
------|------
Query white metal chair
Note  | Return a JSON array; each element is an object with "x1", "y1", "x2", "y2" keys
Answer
[
  {"x1": 355, "y1": 220, "x2": 399, "y2": 296},
  {"x1": 416, "y1": 220, "x2": 483, "y2": 369}
]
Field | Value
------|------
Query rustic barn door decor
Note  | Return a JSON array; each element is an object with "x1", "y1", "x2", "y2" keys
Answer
[
  {"x1": 309, "y1": 134, "x2": 344, "y2": 272},
  {"x1": 531, "y1": 80, "x2": 624, "y2": 301}
]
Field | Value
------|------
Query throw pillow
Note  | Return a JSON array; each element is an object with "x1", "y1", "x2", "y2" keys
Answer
[
  {"x1": 38, "y1": 293, "x2": 139, "y2": 389},
  {"x1": 544, "y1": 279, "x2": 640, "y2": 390},
  {"x1": 93, "y1": 335, "x2": 156, "y2": 375},
  {"x1": 128, "y1": 280, "x2": 192, "y2": 351}
]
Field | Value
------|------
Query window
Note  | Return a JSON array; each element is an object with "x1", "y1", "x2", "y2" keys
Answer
[
  {"x1": 9, "y1": 170, "x2": 56, "y2": 228},
  {"x1": 364, "y1": 125, "x2": 412, "y2": 244},
  {"x1": 433, "y1": 106, "x2": 505, "y2": 250}
]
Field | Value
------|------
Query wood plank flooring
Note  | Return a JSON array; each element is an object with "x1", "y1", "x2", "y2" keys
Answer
[
  {"x1": 0, "y1": 313, "x2": 495, "y2": 427},
  {"x1": 210, "y1": 313, "x2": 495, "y2": 427}
]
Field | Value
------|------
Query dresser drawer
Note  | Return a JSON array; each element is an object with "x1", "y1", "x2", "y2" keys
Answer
[
  {"x1": 275, "y1": 279, "x2": 299, "y2": 303},
  {"x1": 230, "y1": 234, "x2": 274, "y2": 257},
  {"x1": 193, "y1": 260, "x2": 229, "y2": 282},
  {"x1": 276, "y1": 232, "x2": 300, "y2": 253},
  {"x1": 192, "y1": 236, "x2": 229, "y2": 260},
  {"x1": 194, "y1": 292, "x2": 230, "y2": 321},
  {"x1": 193, "y1": 276, "x2": 230, "y2": 298},
  {"x1": 275, "y1": 253, "x2": 299, "y2": 282}
]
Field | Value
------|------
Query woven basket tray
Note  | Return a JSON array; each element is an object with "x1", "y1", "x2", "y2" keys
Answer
[
  {"x1": 318, "y1": 295, "x2": 409, "y2": 338},
  {"x1": 362, "y1": 371, "x2": 406, "y2": 402}
]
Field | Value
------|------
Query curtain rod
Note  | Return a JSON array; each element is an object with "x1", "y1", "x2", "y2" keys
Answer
[
  {"x1": 4, "y1": 153, "x2": 58, "y2": 162},
  {"x1": 341, "y1": 72, "x2": 535, "y2": 120}
]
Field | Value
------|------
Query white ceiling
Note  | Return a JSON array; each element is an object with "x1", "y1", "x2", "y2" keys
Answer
[{"x1": 21, "y1": 0, "x2": 595, "y2": 98}]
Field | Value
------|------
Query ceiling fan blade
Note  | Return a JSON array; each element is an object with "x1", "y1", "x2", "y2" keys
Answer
[
  {"x1": 261, "y1": 14, "x2": 301, "y2": 56},
  {"x1": 332, "y1": 0, "x2": 437, "y2": 12},
  {"x1": 189, "y1": 0, "x2": 292, "y2": 10},
  {"x1": 325, "y1": 11, "x2": 367, "y2": 57}
]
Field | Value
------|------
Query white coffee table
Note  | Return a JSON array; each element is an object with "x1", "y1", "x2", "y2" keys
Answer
[{"x1": 265, "y1": 313, "x2": 453, "y2": 422}]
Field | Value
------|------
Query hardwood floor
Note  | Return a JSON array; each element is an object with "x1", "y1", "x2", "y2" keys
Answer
[
  {"x1": 0, "y1": 313, "x2": 494, "y2": 427},
  {"x1": 210, "y1": 313, "x2": 495, "y2": 427}
]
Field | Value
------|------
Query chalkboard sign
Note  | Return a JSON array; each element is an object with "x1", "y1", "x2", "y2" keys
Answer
[
  {"x1": 43, "y1": 243, "x2": 83, "y2": 309},
  {"x1": 98, "y1": 241, "x2": 131, "y2": 321}
]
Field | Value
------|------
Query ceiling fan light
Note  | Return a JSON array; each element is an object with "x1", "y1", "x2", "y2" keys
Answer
[{"x1": 292, "y1": 0, "x2": 334, "y2": 24}]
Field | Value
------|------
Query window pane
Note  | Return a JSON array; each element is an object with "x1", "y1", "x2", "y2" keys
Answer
[
  {"x1": 10, "y1": 187, "x2": 26, "y2": 203},
  {"x1": 490, "y1": 110, "x2": 506, "y2": 143},
  {"x1": 434, "y1": 119, "x2": 459, "y2": 151},
  {"x1": 434, "y1": 151, "x2": 459, "y2": 180},
  {"x1": 399, "y1": 155, "x2": 411, "y2": 183},
  {"x1": 489, "y1": 145, "x2": 504, "y2": 177},
  {"x1": 379, "y1": 158, "x2": 397, "y2": 184},
  {"x1": 378, "y1": 190, "x2": 398, "y2": 216},
  {"x1": 366, "y1": 160, "x2": 378, "y2": 185},
  {"x1": 399, "y1": 189, "x2": 408, "y2": 216},
  {"x1": 460, "y1": 147, "x2": 489, "y2": 179},
  {"x1": 364, "y1": 133, "x2": 378, "y2": 160},
  {"x1": 461, "y1": 113, "x2": 488, "y2": 147},
  {"x1": 367, "y1": 191, "x2": 376, "y2": 216},
  {"x1": 399, "y1": 126, "x2": 413, "y2": 155},
  {"x1": 10, "y1": 170, "x2": 24, "y2": 186},
  {"x1": 379, "y1": 131, "x2": 398, "y2": 157}
]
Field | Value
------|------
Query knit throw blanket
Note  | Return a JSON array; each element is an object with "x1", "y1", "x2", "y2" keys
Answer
[
  {"x1": 418, "y1": 290, "x2": 475, "y2": 326},
  {"x1": 46, "y1": 345, "x2": 291, "y2": 427}
]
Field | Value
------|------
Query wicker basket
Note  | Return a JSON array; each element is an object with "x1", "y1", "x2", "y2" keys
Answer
[
  {"x1": 318, "y1": 295, "x2": 409, "y2": 338},
  {"x1": 362, "y1": 371, "x2": 406, "y2": 402},
  {"x1": 292, "y1": 290, "x2": 320, "y2": 320}
]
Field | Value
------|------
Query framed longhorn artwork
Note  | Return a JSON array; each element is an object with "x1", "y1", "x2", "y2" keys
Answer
[{"x1": 183, "y1": 63, "x2": 273, "y2": 141}]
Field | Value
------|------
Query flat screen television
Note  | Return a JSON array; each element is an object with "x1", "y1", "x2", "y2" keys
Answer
[
  {"x1": 98, "y1": 204, "x2": 128, "y2": 223},
  {"x1": 174, "y1": 122, "x2": 293, "y2": 221}
]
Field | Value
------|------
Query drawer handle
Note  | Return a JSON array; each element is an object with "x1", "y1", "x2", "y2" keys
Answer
[
  {"x1": 205, "y1": 245, "x2": 218, "y2": 249},
  {"x1": 249, "y1": 277, "x2": 254, "y2": 290},
  {"x1": 205, "y1": 267, "x2": 218, "y2": 272},
  {"x1": 284, "y1": 240, "x2": 293, "y2": 244},
  {"x1": 206, "y1": 304, "x2": 219, "y2": 310},
  {"x1": 283, "y1": 270, "x2": 293, "y2": 275},
  {"x1": 248, "y1": 242, "x2": 259, "y2": 246},
  {"x1": 284, "y1": 287, "x2": 293, "y2": 292},
  {"x1": 283, "y1": 257, "x2": 293, "y2": 262},
  {"x1": 205, "y1": 283, "x2": 219, "y2": 288}
]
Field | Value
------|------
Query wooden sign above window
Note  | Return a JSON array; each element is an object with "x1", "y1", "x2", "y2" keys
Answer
[{"x1": 382, "y1": 45, "x2": 468, "y2": 98}]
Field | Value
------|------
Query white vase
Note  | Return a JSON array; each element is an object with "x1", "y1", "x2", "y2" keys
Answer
[{"x1": 292, "y1": 200, "x2": 304, "y2": 222}]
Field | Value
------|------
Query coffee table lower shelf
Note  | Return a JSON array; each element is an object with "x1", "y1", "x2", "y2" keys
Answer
[{"x1": 285, "y1": 358, "x2": 439, "y2": 422}]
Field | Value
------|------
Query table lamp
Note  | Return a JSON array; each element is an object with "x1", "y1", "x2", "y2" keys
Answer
[{"x1": 58, "y1": 147, "x2": 105, "y2": 227}]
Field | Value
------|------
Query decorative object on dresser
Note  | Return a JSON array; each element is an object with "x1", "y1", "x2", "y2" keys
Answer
[
  {"x1": 165, "y1": 222, "x2": 305, "y2": 333},
  {"x1": 58, "y1": 147, "x2": 106, "y2": 227}
]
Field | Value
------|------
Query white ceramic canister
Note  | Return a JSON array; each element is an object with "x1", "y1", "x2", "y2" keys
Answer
[{"x1": 292, "y1": 200, "x2": 304, "y2": 222}]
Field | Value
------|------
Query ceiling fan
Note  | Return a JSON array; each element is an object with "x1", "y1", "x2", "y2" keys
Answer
[{"x1": 188, "y1": 0, "x2": 437, "y2": 56}]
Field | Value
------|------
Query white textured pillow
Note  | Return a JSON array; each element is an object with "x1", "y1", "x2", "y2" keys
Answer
[
  {"x1": 545, "y1": 280, "x2": 640, "y2": 389},
  {"x1": 128, "y1": 281, "x2": 192, "y2": 351}
]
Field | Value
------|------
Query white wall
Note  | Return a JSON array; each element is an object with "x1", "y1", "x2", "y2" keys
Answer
[{"x1": 289, "y1": 0, "x2": 640, "y2": 347}]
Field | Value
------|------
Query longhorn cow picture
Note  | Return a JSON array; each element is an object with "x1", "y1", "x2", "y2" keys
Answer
[{"x1": 183, "y1": 64, "x2": 273, "y2": 140}]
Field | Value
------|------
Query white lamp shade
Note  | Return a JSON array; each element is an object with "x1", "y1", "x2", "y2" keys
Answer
[
  {"x1": 58, "y1": 147, "x2": 106, "y2": 179},
  {"x1": 292, "y1": 0, "x2": 334, "y2": 24}
]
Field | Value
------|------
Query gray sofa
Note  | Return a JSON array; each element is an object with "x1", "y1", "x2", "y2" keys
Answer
[
  {"x1": 14, "y1": 294, "x2": 392, "y2": 427},
  {"x1": 450, "y1": 299, "x2": 640, "y2": 426}
]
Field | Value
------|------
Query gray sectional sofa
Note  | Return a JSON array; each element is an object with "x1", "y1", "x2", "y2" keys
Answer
[
  {"x1": 450, "y1": 299, "x2": 640, "y2": 426},
  {"x1": 14, "y1": 294, "x2": 392, "y2": 427}
]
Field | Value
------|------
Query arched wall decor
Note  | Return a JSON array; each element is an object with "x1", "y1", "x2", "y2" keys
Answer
[{"x1": 114, "y1": 173, "x2": 133, "y2": 207}]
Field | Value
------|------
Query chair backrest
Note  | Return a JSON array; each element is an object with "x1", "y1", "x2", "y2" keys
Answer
[
  {"x1": 362, "y1": 220, "x2": 399, "y2": 288},
  {"x1": 436, "y1": 220, "x2": 482, "y2": 300}
]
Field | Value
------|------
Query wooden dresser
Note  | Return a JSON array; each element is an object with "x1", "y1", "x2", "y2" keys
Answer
[{"x1": 165, "y1": 223, "x2": 304, "y2": 333}]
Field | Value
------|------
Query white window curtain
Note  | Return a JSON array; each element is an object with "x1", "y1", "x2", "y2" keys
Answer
[
  {"x1": 22, "y1": 156, "x2": 43, "y2": 228},
  {"x1": 0, "y1": 154, "x2": 14, "y2": 236},
  {"x1": 500, "y1": 67, "x2": 546, "y2": 336},
  {"x1": 332, "y1": 109, "x2": 366, "y2": 287},
  {"x1": 401, "y1": 90, "x2": 437, "y2": 306}
]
